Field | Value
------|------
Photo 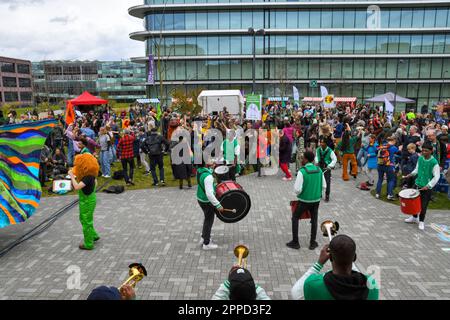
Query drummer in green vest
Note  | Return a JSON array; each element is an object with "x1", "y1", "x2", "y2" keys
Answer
[
  {"x1": 197, "y1": 157, "x2": 225, "y2": 251},
  {"x1": 291, "y1": 235, "x2": 379, "y2": 300},
  {"x1": 315, "y1": 138, "x2": 337, "y2": 202},
  {"x1": 287, "y1": 151, "x2": 327, "y2": 250},
  {"x1": 402, "y1": 142, "x2": 441, "y2": 231}
]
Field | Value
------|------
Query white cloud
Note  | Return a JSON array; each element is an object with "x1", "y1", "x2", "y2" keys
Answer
[{"x1": 0, "y1": 0, "x2": 144, "y2": 61}]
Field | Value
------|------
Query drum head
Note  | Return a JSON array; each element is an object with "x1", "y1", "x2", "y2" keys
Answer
[
  {"x1": 216, "y1": 190, "x2": 251, "y2": 224},
  {"x1": 215, "y1": 166, "x2": 229, "y2": 175},
  {"x1": 399, "y1": 189, "x2": 420, "y2": 199}
]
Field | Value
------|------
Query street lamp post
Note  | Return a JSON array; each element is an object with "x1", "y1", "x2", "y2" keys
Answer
[
  {"x1": 393, "y1": 59, "x2": 405, "y2": 114},
  {"x1": 248, "y1": 28, "x2": 265, "y2": 94}
]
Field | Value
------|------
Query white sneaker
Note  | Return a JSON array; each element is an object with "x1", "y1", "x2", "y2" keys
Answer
[
  {"x1": 376, "y1": 194, "x2": 380, "y2": 199},
  {"x1": 282, "y1": 177, "x2": 293, "y2": 181},
  {"x1": 202, "y1": 242, "x2": 218, "y2": 250},
  {"x1": 103, "y1": 175, "x2": 111, "y2": 178},
  {"x1": 199, "y1": 237, "x2": 213, "y2": 245},
  {"x1": 405, "y1": 216, "x2": 418, "y2": 224},
  {"x1": 418, "y1": 222, "x2": 425, "y2": 230}
]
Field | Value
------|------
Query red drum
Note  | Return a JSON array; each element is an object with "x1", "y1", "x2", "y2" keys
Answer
[
  {"x1": 215, "y1": 181, "x2": 251, "y2": 223},
  {"x1": 399, "y1": 189, "x2": 421, "y2": 215}
]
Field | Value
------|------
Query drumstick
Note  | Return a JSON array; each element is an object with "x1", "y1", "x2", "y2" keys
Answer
[{"x1": 223, "y1": 208, "x2": 237, "y2": 213}]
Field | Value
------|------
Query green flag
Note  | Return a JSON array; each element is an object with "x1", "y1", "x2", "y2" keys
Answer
[{"x1": 156, "y1": 103, "x2": 162, "y2": 121}]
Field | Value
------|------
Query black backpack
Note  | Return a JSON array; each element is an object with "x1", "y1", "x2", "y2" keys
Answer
[
  {"x1": 145, "y1": 135, "x2": 162, "y2": 156},
  {"x1": 103, "y1": 185, "x2": 125, "y2": 194}
]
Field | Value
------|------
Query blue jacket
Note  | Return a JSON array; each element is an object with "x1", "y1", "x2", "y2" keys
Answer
[
  {"x1": 365, "y1": 143, "x2": 379, "y2": 169},
  {"x1": 403, "y1": 153, "x2": 419, "y2": 175}
]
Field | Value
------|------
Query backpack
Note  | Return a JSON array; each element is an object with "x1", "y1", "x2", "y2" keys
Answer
[
  {"x1": 145, "y1": 135, "x2": 162, "y2": 156},
  {"x1": 377, "y1": 145, "x2": 391, "y2": 166},
  {"x1": 103, "y1": 185, "x2": 125, "y2": 194}
]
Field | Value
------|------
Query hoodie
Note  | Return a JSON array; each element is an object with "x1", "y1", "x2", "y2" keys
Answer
[{"x1": 323, "y1": 271, "x2": 369, "y2": 300}]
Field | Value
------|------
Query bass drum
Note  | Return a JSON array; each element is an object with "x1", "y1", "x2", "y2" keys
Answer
[{"x1": 215, "y1": 181, "x2": 251, "y2": 223}]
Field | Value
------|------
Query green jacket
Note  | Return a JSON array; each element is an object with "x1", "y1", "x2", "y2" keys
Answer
[{"x1": 297, "y1": 163, "x2": 324, "y2": 203}]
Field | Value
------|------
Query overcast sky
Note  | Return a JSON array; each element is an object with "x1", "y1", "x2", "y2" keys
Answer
[{"x1": 0, "y1": 0, "x2": 144, "y2": 62}]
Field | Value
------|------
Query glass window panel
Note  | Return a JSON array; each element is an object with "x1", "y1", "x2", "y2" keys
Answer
[
  {"x1": 343, "y1": 35, "x2": 354, "y2": 54},
  {"x1": 208, "y1": 61, "x2": 219, "y2": 79},
  {"x1": 287, "y1": 11, "x2": 297, "y2": 29},
  {"x1": 401, "y1": 9, "x2": 413, "y2": 28},
  {"x1": 354, "y1": 10, "x2": 366, "y2": 28},
  {"x1": 310, "y1": 36, "x2": 320, "y2": 54},
  {"x1": 298, "y1": 36, "x2": 309, "y2": 54},
  {"x1": 309, "y1": 60, "x2": 320, "y2": 79},
  {"x1": 363, "y1": 84, "x2": 375, "y2": 99},
  {"x1": 353, "y1": 84, "x2": 363, "y2": 98},
  {"x1": 164, "y1": 37, "x2": 175, "y2": 56},
  {"x1": 381, "y1": 10, "x2": 390, "y2": 28},
  {"x1": 218, "y1": 11, "x2": 230, "y2": 30},
  {"x1": 230, "y1": 36, "x2": 241, "y2": 55},
  {"x1": 354, "y1": 35, "x2": 365, "y2": 54},
  {"x1": 175, "y1": 61, "x2": 185, "y2": 80},
  {"x1": 165, "y1": 13, "x2": 174, "y2": 30},
  {"x1": 298, "y1": 60, "x2": 309, "y2": 79},
  {"x1": 386, "y1": 60, "x2": 398, "y2": 79},
  {"x1": 230, "y1": 11, "x2": 241, "y2": 28},
  {"x1": 365, "y1": 35, "x2": 377, "y2": 54},
  {"x1": 320, "y1": 60, "x2": 331, "y2": 79},
  {"x1": 422, "y1": 35, "x2": 433, "y2": 54},
  {"x1": 435, "y1": 8, "x2": 448, "y2": 28},
  {"x1": 298, "y1": 11, "x2": 310, "y2": 29},
  {"x1": 342, "y1": 60, "x2": 353, "y2": 78},
  {"x1": 398, "y1": 60, "x2": 409, "y2": 79},
  {"x1": 310, "y1": 11, "x2": 321, "y2": 28},
  {"x1": 254, "y1": 11, "x2": 264, "y2": 29},
  {"x1": 420, "y1": 59, "x2": 431, "y2": 78},
  {"x1": 343, "y1": 10, "x2": 355, "y2": 28},
  {"x1": 242, "y1": 60, "x2": 252, "y2": 80},
  {"x1": 332, "y1": 35, "x2": 343, "y2": 54},
  {"x1": 375, "y1": 59, "x2": 387, "y2": 79},
  {"x1": 175, "y1": 37, "x2": 186, "y2": 55},
  {"x1": 219, "y1": 61, "x2": 230, "y2": 80},
  {"x1": 164, "y1": 61, "x2": 175, "y2": 80},
  {"x1": 219, "y1": 36, "x2": 230, "y2": 55},
  {"x1": 242, "y1": 36, "x2": 252, "y2": 55},
  {"x1": 287, "y1": 60, "x2": 297, "y2": 79},
  {"x1": 446, "y1": 35, "x2": 450, "y2": 53},
  {"x1": 255, "y1": 36, "x2": 264, "y2": 55},
  {"x1": 320, "y1": 35, "x2": 332, "y2": 54},
  {"x1": 353, "y1": 60, "x2": 364, "y2": 79},
  {"x1": 418, "y1": 83, "x2": 430, "y2": 98},
  {"x1": 185, "y1": 13, "x2": 196, "y2": 29},
  {"x1": 186, "y1": 37, "x2": 197, "y2": 55},
  {"x1": 208, "y1": 36, "x2": 219, "y2": 55},
  {"x1": 275, "y1": 10, "x2": 286, "y2": 29},
  {"x1": 409, "y1": 59, "x2": 420, "y2": 78},
  {"x1": 275, "y1": 35, "x2": 287, "y2": 54},
  {"x1": 242, "y1": 11, "x2": 252, "y2": 29},
  {"x1": 423, "y1": 9, "x2": 436, "y2": 28},
  {"x1": 274, "y1": 60, "x2": 287, "y2": 81},
  {"x1": 411, "y1": 35, "x2": 422, "y2": 54},
  {"x1": 269, "y1": 35, "x2": 275, "y2": 54},
  {"x1": 389, "y1": 10, "x2": 401, "y2": 28},
  {"x1": 398, "y1": 35, "x2": 411, "y2": 54},
  {"x1": 197, "y1": 12, "x2": 207, "y2": 29},
  {"x1": 332, "y1": 10, "x2": 344, "y2": 28},
  {"x1": 364, "y1": 60, "x2": 375, "y2": 79},
  {"x1": 197, "y1": 61, "x2": 207, "y2": 80},
  {"x1": 431, "y1": 58, "x2": 443, "y2": 78},
  {"x1": 321, "y1": 11, "x2": 332, "y2": 29},
  {"x1": 197, "y1": 36, "x2": 208, "y2": 55},
  {"x1": 433, "y1": 34, "x2": 445, "y2": 54},
  {"x1": 256, "y1": 60, "x2": 263, "y2": 79},
  {"x1": 208, "y1": 11, "x2": 219, "y2": 29},
  {"x1": 412, "y1": 9, "x2": 424, "y2": 28},
  {"x1": 173, "y1": 13, "x2": 185, "y2": 30},
  {"x1": 230, "y1": 60, "x2": 241, "y2": 79},
  {"x1": 330, "y1": 60, "x2": 342, "y2": 79},
  {"x1": 377, "y1": 35, "x2": 388, "y2": 54},
  {"x1": 388, "y1": 35, "x2": 399, "y2": 54},
  {"x1": 154, "y1": 14, "x2": 164, "y2": 31},
  {"x1": 286, "y1": 36, "x2": 297, "y2": 54}
]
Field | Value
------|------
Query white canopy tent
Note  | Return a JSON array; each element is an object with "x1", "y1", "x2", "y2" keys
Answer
[
  {"x1": 197, "y1": 90, "x2": 244, "y2": 116},
  {"x1": 136, "y1": 98, "x2": 160, "y2": 104}
]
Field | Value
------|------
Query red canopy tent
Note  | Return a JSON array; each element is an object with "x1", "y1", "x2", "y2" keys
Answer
[{"x1": 69, "y1": 91, "x2": 108, "y2": 106}]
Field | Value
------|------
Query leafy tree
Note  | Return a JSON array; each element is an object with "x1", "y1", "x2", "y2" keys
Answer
[{"x1": 171, "y1": 88, "x2": 204, "y2": 116}]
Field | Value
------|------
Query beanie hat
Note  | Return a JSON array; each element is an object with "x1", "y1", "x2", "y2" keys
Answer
[
  {"x1": 228, "y1": 268, "x2": 257, "y2": 300},
  {"x1": 87, "y1": 286, "x2": 121, "y2": 300}
]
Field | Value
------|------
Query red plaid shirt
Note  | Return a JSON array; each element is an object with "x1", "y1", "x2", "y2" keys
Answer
[{"x1": 117, "y1": 134, "x2": 135, "y2": 160}]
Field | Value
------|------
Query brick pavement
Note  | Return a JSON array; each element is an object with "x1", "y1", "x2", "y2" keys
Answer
[{"x1": 0, "y1": 167, "x2": 449, "y2": 300}]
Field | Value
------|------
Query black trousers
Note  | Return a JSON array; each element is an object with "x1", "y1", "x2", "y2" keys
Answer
[
  {"x1": 228, "y1": 165, "x2": 236, "y2": 181},
  {"x1": 199, "y1": 201, "x2": 216, "y2": 245},
  {"x1": 291, "y1": 201, "x2": 320, "y2": 244},
  {"x1": 324, "y1": 169, "x2": 331, "y2": 198},
  {"x1": 149, "y1": 154, "x2": 165, "y2": 184},
  {"x1": 413, "y1": 189, "x2": 433, "y2": 222},
  {"x1": 121, "y1": 158, "x2": 135, "y2": 183},
  {"x1": 253, "y1": 158, "x2": 262, "y2": 177}
]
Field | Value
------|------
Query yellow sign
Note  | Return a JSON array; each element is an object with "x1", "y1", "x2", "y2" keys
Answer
[{"x1": 325, "y1": 95, "x2": 334, "y2": 104}]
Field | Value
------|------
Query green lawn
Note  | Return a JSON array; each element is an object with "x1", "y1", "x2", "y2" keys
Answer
[{"x1": 370, "y1": 176, "x2": 450, "y2": 210}]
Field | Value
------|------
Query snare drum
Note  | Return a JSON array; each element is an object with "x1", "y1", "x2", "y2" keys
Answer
[
  {"x1": 214, "y1": 166, "x2": 230, "y2": 183},
  {"x1": 398, "y1": 189, "x2": 421, "y2": 215},
  {"x1": 215, "y1": 181, "x2": 251, "y2": 223}
]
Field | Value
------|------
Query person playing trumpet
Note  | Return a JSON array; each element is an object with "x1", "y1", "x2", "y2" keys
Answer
[
  {"x1": 87, "y1": 285, "x2": 136, "y2": 300},
  {"x1": 291, "y1": 235, "x2": 379, "y2": 300}
]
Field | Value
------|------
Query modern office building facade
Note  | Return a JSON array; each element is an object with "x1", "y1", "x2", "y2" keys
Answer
[
  {"x1": 129, "y1": 0, "x2": 450, "y2": 107},
  {"x1": 32, "y1": 60, "x2": 147, "y2": 103},
  {"x1": 0, "y1": 56, "x2": 33, "y2": 106}
]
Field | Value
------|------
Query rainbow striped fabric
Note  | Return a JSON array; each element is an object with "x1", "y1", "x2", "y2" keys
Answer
[{"x1": 0, "y1": 120, "x2": 57, "y2": 228}]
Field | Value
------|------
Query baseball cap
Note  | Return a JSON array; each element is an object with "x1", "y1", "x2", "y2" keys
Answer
[
  {"x1": 228, "y1": 268, "x2": 257, "y2": 300},
  {"x1": 87, "y1": 286, "x2": 121, "y2": 300}
]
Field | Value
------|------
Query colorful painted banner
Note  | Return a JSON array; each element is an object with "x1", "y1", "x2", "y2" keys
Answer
[
  {"x1": 148, "y1": 55, "x2": 155, "y2": 85},
  {"x1": 0, "y1": 120, "x2": 57, "y2": 229},
  {"x1": 246, "y1": 94, "x2": 262, "y2": 121}
]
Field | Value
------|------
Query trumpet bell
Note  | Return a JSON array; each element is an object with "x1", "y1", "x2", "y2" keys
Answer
[
  {"x1": 321, "y1": 220, "x2": 340, "y2": 237},
  {"x1": 120, "y1": 263, "x2": 147, "y2": 289},
  {"x1": 234, "y1": 245, "x2": 249, "y2": 260}
]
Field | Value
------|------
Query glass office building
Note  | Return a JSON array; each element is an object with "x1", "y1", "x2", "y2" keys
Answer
[
  {"x1": 32, "y1": 61, "x2": 146, "y2": 104},
  {"x1": 129, "y1": 0, "x2": 450, "y2": 106}
]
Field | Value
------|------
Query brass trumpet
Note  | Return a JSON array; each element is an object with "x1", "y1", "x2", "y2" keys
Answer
[
  {"x1": 119, "y1": 263, "x2": 147, "y2": 290},
  {"x1": 320, "y1": 220, "x2": 340, "y2": 242},
  {"x1": 234, "y1": 245, "x2": 249, "y2": 269}
]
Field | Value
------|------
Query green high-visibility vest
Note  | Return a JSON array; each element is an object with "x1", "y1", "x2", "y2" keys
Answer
[{"x1": 298, "y1": 163, "x2": 323, "y2": 203}]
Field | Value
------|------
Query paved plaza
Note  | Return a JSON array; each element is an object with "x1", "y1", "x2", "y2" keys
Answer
[{"x1": 0, "y1": 167, "x2": 449, "y2": 300}]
